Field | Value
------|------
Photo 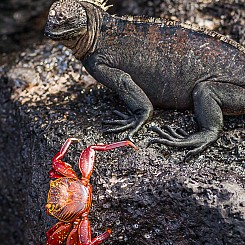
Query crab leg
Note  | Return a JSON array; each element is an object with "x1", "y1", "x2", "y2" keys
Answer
[
  {"x1": 46, "y1": 221, "x2": 64, "y2": 239},
  {"x1": 77, "y1": 216, "x2": 92, "y2": 244},
  {"x1": 46, "y1": 222, "x2": 72, "y2": 245},
  {"x1": 91, "y1": 229, "x2": 112, "y2": 245},
  {"x1": 66, "y1": 220, "x2": 80, "y2": 245},
  {"x1": 50, "y1": 138, "x2": 80, "y2": 179},
  {"x1": 79, "y1": 141, "x2": 137, "y2": 184}
]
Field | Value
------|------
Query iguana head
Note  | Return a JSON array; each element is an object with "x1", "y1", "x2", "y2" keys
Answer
[
  {"x1": 45, "y1": 0, "x2": 88, "y2": 40},
  {"x1": 45, "y1": 0, "x2": 110, "y2": 41},
  {"x1": 45, "y1": 0, "x2": 110, "y2": 59}
]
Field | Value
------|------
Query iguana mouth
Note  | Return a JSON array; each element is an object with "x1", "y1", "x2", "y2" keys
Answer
[{"x1": 44, "y1": 27, "x2": 82, "y2": 41}]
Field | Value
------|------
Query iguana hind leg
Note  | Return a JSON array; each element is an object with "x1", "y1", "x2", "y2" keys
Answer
[{"x1": 149, "y1": 81, "x2": 245, "y2": 158}]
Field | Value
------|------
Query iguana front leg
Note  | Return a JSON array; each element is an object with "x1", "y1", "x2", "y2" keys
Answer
[
  {"x1": 149, "y1": 81, "x2": 245, "y2": 158},
  {"x1": 86, "y1": 63, "x2": 153, "y2": 141}
]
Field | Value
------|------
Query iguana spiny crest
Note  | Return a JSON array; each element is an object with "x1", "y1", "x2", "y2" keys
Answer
[
  {"x1": 78, "y1": 0, "x2": 112, "y2": 10},
  {"x1": 46, "y1": 0, "x2": 245, "y2": 53},
  {"x1": 57, "y1": 0, "x2": 111, "y2": 10}
]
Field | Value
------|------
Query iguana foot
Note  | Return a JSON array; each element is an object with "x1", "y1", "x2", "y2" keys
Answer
[
  {"x1": 103, "y1": 110, "x2": 137, "y2": 132},
  {"x1": 103, "y1": 109, "x2": 149, "y2": 141},
  {"x1": 149, "y1": 125, "x2": 220, "y2": 158}
]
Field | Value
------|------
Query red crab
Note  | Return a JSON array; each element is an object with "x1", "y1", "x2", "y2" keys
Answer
[{"x1": 46, "y1": 138, "x2": 137, "y2": 245}]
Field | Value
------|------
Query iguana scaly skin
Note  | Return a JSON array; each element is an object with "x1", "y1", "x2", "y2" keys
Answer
[{"x1": 45, "y1": 0, "x2": 245, "y2": 157}]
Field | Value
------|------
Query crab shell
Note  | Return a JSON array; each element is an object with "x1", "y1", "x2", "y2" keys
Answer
[{"x1": 46, "y1": 177, "x2": 91, "y2": 222}]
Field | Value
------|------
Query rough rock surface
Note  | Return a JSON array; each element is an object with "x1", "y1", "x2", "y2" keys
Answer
[
  {"x1": 1, "y1": 41, "x2": 245, "y2": 244},
  {"x1": 0, "y1": 1, "x2": 245, "y2": 245}
]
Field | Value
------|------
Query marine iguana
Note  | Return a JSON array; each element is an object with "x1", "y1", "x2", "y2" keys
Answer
[{"x1": 45, "y1": 0, "x2": 245, "y2": 157}]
